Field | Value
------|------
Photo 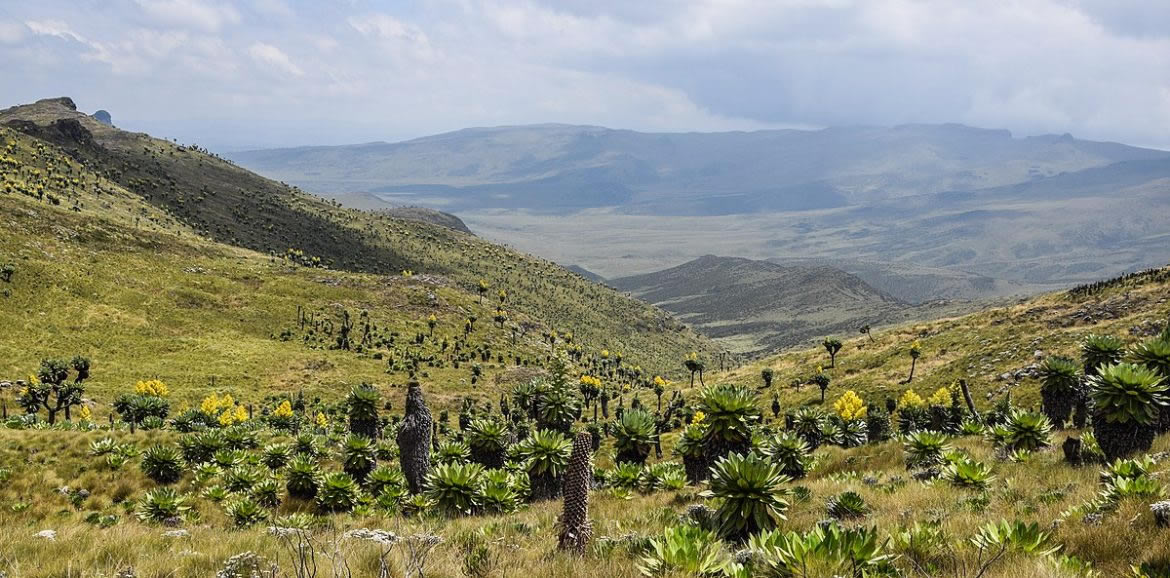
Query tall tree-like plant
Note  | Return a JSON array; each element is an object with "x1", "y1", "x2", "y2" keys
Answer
[
  {"x1": 1088, "y1": 363, "x2": 1169, "y2": 460},
  {"x1": 822, "y1": 337, "x2": 843, "y2": 368},
  {"x1": 906, "y1": 341, "x2": 922, "y2": 383},
  {"x1": 465, "y1": 418, "x2": 509, "y2": 468},
  {"x1": 697, "y1": 384, "x2": 761, "y2": 462},
  {"x1": 684, "y1": 353, "x2": 705, "y2": 387},
  {"x1": 18, "y1": 357, "x2": 89, "y2": 424},
  {"x1": 612, "y1": 408, "x2": 656, "y2": 465},
  {"x1": 1081, "y1": 334, "x2": 1124, "y2": 377},
  {"x1": 859, "y1": 324, "x2": 874, "y2": 342},
  {"x1": 557, "y1": 432, "x2": 594, "y2": 554},
  {"x1": 396, "y1": 380, "x2": 433, "y2": 494},
  {"x1": 761, "y1": 368, "x2": 775, "y2": 389},
  {"x1": 346, "y1": 383, "x2": 380, "y2": 439},
  {"x1": 1038, "y1": 356, "x2": 1079, "y2": 427},
  {"x1": 674, "y1": 423, "x2": 709, "y2": 484},
  {"x1": 1130, "y1": 335, "x2": 1170, "y2": 432}
]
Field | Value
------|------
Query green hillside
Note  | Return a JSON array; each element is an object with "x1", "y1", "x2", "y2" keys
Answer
[{"x1": 0, "y1": 99, "x2": 719, "y2": 379}]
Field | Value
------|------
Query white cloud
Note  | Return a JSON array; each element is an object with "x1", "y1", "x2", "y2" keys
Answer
[
  {"x1": 248, "y1": 41, "x2": 303, "y2": 76},
  {"x1": 134, "y1": 0, "x2": 241, "y2": 33},
  {"x1": 2, "y1": 0, "x2": 1168, "y2": 149}
]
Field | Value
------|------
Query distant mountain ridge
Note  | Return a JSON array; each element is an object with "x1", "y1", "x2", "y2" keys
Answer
[
  {"x1": 230, "y1": 122, "x2": 1169, "y2": 215},
  {"x1": 610, "y1": 255, "x2": 914, "y2": 353}
]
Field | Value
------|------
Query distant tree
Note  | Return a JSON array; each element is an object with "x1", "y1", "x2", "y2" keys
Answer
[
  {"x1": 859, "y1": 324, "x2": 873, "y2": 342},
  {"x1": 822, "y1": 337, "x2": 843, "y2": 368},
  {"x1": 19, "y1": 357, "x2": 90, "y2": 424},
  {"x1": 761, "y1": 367, "x2": 774, "y2": 389},
  {"x1": 477, "y1": 279, "x2": 489, "y2": 304},
  {"x1": 684, "y1": 353, "x2": 706, "y2": 387},
  {"x1": 906, "y1": 341, "x2": 923, "y2": 383},
  {"x1": 813, "y1": 369, "x2": 831, "y2": 403}
]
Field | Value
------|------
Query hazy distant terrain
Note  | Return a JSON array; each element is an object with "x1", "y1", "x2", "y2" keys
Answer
[
  {"x1": 610, "y1": 255, "x2": 912, "y2": 353},
  {"x1": 233, "y1": 123, "x2": 1170, "y2": 309},
  {"x1": 232, "y1": 123, "x2": 1168, "y2": 214}
]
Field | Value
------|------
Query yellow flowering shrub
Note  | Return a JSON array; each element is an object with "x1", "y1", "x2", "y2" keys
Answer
[
  {"x1": 833, "y1": 390, "x2": 868, "y2": 421},
  {"x1": 928, "y1": 387, "x2": 952, "y2": 407},
  {"x1": 315, "y1": 412, "x2": 328, "y2": 427},
  {"x1": 653, "y1": 375, "x2": 669, "y2": 388},
  {"x1": 201, "y1": 393, "x2": 235, "y2": 416},
  {"x1": 691, "y1": 410, "x2": 706, "y2": 425},
  {"x1": 218, "y1": 408, "x2": 235, "y2": 427},
  {"x1": 78, "y1": 405, "x2": 92, "y2": 421},
  {"x1": 579, "y1": 375, "x2": 602, "y2": 388},
  {"x1": 899, "y1": 389, "x2": 926, "y2": 409},
  {"x1": 134, "y1": 379, "x2": 169, "y2": 397},
  {"x1": 273, "y1": 400, "x2": 294, "y2": 418}
]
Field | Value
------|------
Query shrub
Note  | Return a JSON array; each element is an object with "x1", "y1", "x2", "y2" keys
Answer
[
  {"x1": 226, "y1": 496, "x2": 267, "y2": 527},
  {"x1": 223, "y1": 466, "x2": 263, "y2": 493},
  {"x1": 140, "y1": 445, "x2": 185, "y2": 484},
  {"x1": 179, "y1": 430, "x2": 226, "y2": 464},
  {"x1": 286, "y1": 455, "x2": 321, "y2": 500},
  {"x1": 252, "y1": 478, "x2": 282, "y2": 508},
  {"x1": 436, "y1": 440, "x2": 471, "y2": 464},
  {"x1": 638, "y1": 525, "x2": 729, "y2": 577},
  {"x1": 316, "y1": 472, "x2": 362, "y2": 513},
  {"x1": 674, "y1": 424, "x2": 708, "y2": 484},
  {"x1": 763, "y1": 431, "x2": 810, "y2": 479},
  {"x1": 346, "y1": 384, "x2": 380, "y2": 438},
  {"x1": 1081, "y1": 334, "x2": 1124, "y2": 376},
  {"x1": 367, "y1": 464, "x2": 407, "y2": 497},
  {"x1": 943, "y1": 458, "x2": 995, "y2": 489},
  {"x1": 1039, "y1": 356, "x2": 1080, "y2": 427},
  {"x1": 426, "y1": 462, "x2": 485, "y2": 516},
  {"x1": 702, "y1": 452, "x2": 790, "y2": 540},
  {"x1": 903, "y1": 431, "x2": 952, "y2": 470},
  {"x1": 136, "y1": 487, "x2": 191, "y2": 523},
  {"x1": 608, "y1": 462, "x2": 643, "y2": 490},
  {"x1": 260, "y1": 444, "x2": 291, "y2": 470},
  {"x1": 826, "y1": 491, "x2": 870, "y2": 520},
  {"x1": 465, "y1": 418, "x2": 509, "y2": 468},
  {"x1": 1000, "y1": 410, "x2": 1053, "y2": 453}
]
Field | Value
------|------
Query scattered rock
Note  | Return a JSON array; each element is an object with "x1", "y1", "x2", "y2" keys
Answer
[
  {"x1": 163, "y1": 529, "x2": 191, "y2": 539},
  {"x1": 35, "y1": 530, "x2": 57, "y2": 541}
]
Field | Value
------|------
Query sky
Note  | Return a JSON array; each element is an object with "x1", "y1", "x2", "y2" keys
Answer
[{"x1": 1, "y1": 0, "x2": 1168, "y2": 151}]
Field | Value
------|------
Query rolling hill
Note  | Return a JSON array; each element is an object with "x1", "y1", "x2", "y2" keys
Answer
[
  {"x1": 0, "y1": 97, "x2": 720, "y2": 380},
  {"x1": 610, "y1": 255, "x2": 912, "y2": 353}
]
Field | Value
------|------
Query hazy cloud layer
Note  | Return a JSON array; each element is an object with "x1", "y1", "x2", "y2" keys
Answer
[{"x1": 1, "y1": 0, "x2": 1167, "y2": 150}]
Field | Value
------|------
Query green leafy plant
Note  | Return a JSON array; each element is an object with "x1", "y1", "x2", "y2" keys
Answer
[
  {"x1": 702, "y1": 451, "x2": 791, "y2": 540},
  {"x1": 140, "y1": 444, "x2": 185, "y2": 484},
  {"x1": 466, "y1": 418, "x2": 509, "y2": 468},
  {"x1": 226, "y1": 496, "x2": 267, "y2": 527},
  {"x1": 697, "y1": 384, "x2": 761, "y2": 460},
  {"x1": 1088, "y1": 363, "x2": 1169, "y2": 459},
  {"x1": 341, "y1": 434, "x2": 377, "y2": 482},
  {"x1": 1082, "y1": 334, "x2": 1124, "y2": 376},
  {"x1": 826, "y1": 491, "x2": 870, "y2": 520},
  {"x1": 316, "y1": 472, "x2": 362, "y2": 513},
  {"x1": 136, "y1": 487, "x2": 191, "y2": 524},
  {"x1": 286, "y1": 455, "x2": 321, "y2": 500},
  {"x1": 638, "y1": 525, "x2": 729, "y2": 577},
  {"x1": 1000, "y1": 410, "x2": 1053, "y2": 452},
  {"x1": 426, "y1": 462, "x2": 485, "y2": 516},
  {"x1": 903, "y1": 431, "x2": 952, "y2": 470},
  {"x1": 1038, "y1": 356, "x2": 1080, "y2": 426},
  {"x1": 942, "y1": 458, "x2": 995, "y2": 490},
  {"x1": 518, "y1": 428, "x2": 571, "y2": 500},
  {"x1": 613, "y1": 409, "x2": 656, "y2": 465}
]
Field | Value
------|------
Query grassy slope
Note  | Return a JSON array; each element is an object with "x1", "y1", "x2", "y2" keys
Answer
[
  {"x1": 0, "y1": 99, "x2": 719, "y2": 376},
  {"x1": 725, "y1": 268, "x2": 1170, "y2": 412}
]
